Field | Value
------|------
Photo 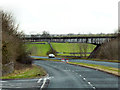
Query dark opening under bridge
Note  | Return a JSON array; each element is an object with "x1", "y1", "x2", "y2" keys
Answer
[{"x1": 23, "y1": 35, "x2": 117, "y2": 45}]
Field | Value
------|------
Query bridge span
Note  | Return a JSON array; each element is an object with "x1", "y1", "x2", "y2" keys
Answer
[{"x1": 23, "y1": 35, "x2": 117, "y2": 45}]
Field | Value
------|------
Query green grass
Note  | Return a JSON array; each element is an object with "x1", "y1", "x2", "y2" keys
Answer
[
  {"x1": 26, "y1": 42, "x2": 96, "y2": 57},
  {"x1": 1, "y1": 65, "x2": 47, "y2": 79},
  {"x1": 51, "y1": 43, "x2": 96, "y2": 52},
  {"x1": 51, "y1": 43, "x2": 96, "y2": 56},
  {"x1": 26, "y1": 42, "x2": 50, "y2": 56},
  {"x1": 68, "y1": 62, "x2": 120, "y2": 76},
  {"x1": 82, "y1": 58, "x2": 120, "y2": 63}
]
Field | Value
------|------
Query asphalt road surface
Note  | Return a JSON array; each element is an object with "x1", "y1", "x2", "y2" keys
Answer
[
  {"x1": 1, "y1": 77, "x2": 50, "y2": 90},
  {"x1": 31, "y1": 56, "x2": 119, "y2": 68},
  {"x1": 69, "y1": 59, "x2": 119, "y2": 68},
  {"x1": 1, "y1": 60, "x2": 119, "y2": 90},
  {"x1": 34, "y1": 60, "x2": 119, "y2": 89}
]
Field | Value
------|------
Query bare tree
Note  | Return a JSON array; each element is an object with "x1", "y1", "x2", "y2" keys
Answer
[
  {"x1": 41, "y1": 31, "x2": 50, "y2": 37},
  {"x1": 78, "y1": 43, "x2": 83, "y2": 57},
  {"x1": 2, "y1": 11, "x2": 32, "y2": 75},
  {"x1": 72, "y1": 43, "x2": 76, "y2": 56},
  {"x1": 82, "y1": 43, "x2": 88, "y2": 57}
]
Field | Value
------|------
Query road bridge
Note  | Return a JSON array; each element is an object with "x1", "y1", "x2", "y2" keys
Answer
[
  {"x1": 23, "y1": 35, "x2": 117, "y2": 45},
  {"x1": 23, "y1": 35, "x2": 117, "y2": 58}
]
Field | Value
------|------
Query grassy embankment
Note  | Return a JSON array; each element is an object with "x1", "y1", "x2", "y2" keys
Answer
[
  {"x1": 26, "y1": 42, "x2": 50, "y2": 56},
  {"x1": 26, "y1": 42, "x2": 96, "y2": 57},
  {"x1": 81, "y1": 58, "x2": 120, "y2": 63},
  {"x1": 51, "y1": 42, "x2": 96, "y2": 56},
  {"x1": 68, "y1": 62, "x2": 120, "y2": 76},
  {"x1": 1, "y1": 65, "x2": 47, "y2": 79}
]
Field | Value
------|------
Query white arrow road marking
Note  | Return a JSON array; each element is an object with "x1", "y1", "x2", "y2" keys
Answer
[
  {"x1": 40, "y1": 78, "x2": 47, "y2": 89},
  {"x1": 38, "y1": 74, "x2": 54, "y2": 89},
  {"x1": 37, "y1": 78, "x2": 42, "y2": 83}
]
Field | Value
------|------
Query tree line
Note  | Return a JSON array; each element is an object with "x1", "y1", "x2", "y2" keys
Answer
[{"x1": 2, "y1": 11, "x2": 32, "y2": 75}]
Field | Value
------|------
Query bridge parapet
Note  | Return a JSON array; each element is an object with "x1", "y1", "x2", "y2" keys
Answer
[{"x1": 23, "y1": 36, "x2": 117, "y2": 45}]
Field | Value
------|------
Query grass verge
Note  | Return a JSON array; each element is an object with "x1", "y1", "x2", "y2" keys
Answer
[
  {"x1": 68, "y1": 62, "x2": 120, "y2": 76},
  {"x1": 1, "y1": 65, "x2": 47, "y2": 79},
  {"x1": 81, "y1": 58, "x2": 120, "y2": 63}
]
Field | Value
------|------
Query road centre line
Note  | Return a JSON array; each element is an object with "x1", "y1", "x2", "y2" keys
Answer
[
  {"x1": 79, "y1": 74, "x2": 96, "y2": 89},
  {"x1": 83, "y1": 78, "x2": 86, "y2": 80}
]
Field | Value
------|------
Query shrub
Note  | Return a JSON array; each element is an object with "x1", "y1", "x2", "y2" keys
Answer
[
  {"x1": 46, "y1": 48, "x2": 57, "y2": 56},
  {"x1": 2, "y1": 11, "x2": 32, "y2": 65}
]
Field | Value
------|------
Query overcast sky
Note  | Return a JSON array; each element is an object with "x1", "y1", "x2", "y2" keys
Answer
[{"x1": 0, "y1": 0, "x2": 119, "y2": 34}]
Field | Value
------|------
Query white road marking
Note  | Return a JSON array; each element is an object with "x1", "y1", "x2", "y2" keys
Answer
[
  {"x1": 93, "y1": 86, "x2": 96, "y2": 90},
  {"x1": 40, "y1": 78, "x2": 47, "y2": 89},
  {"x1": 88, "y1": 82, "x2": 91, "y2": 84},
  {"x1": 79, "y1": 75, "x2": 96, "y2": 89},
  {"x1": 83, "y1": 78, "x2": 86, "y2": 80},
  {"x1": 0, "y1": 81, "x2": 7, "y2": 82},
  {"x1": 88, "y1": 82, "x2": 96, "y2": 90},
  {"x1": 63, "y1": 70, "x2": 70, "y2": 71},
  {"x1": 47, "y1": 76, "x2": 54, "y2": 79},
  {"x1": 39, "y1": 74, "x2": 54, "y2": 89},
  {"x1": 37, "y1": 78, "x2": 42, "y2": 83}
]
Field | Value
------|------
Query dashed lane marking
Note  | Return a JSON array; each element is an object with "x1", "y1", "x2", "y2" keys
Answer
[
  {"x1": 83, "y1": 78, "x2": 86, "y2": 80},
  {"x1": 79, "y1": 75, "x2": 96, "y2": 90}
]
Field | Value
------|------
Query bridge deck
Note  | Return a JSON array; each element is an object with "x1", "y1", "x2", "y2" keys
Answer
[{"x1": 23, "y1": 36, "x2": 117, "y2": 45}]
